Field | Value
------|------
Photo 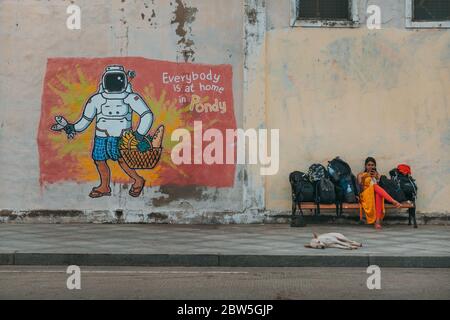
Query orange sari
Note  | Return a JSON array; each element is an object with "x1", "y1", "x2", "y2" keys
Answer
[{"x1": 359, "y1": 173, "x2": 385, "y2": 224}]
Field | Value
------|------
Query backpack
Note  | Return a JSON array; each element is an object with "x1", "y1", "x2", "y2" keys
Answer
[
  {"x1": 315, "y1": 177, "x2": 336, "y2": 204},
  {"x1": 307, "y1": 164, "x2": 327, "y2": 183},
  {"x1": 389, "y1": 168, "x2": 418, "y2": 201},
  {"x1": 397, "y1": 164, "x2": 411, "y2": 176},
  {"x1": 334, "y1": 184, "x2": 345, "y2": 202},
  {"x1": 289, "y1": 171, "x2": 315, "y2": 204},
  {"x1": 328, "y1": 157, "x2": 358, "y2": 203},
  {"x1": 379, "y1": 175, "x2": 407, "y2": 202},
  {"x1": 339, "y1": 174, "x2": 359, "y2": 203},
  {"x1": 327, "y1": 157, "x2": 352, "y2": 183}
]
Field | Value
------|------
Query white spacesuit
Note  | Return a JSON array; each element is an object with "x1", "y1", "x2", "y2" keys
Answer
[
  {"x1": 51, "y1": 65, "x2": 156, "y2": 198},
  {"x1": 71, "y1": 65, "x2": 153, "y2": 139}
]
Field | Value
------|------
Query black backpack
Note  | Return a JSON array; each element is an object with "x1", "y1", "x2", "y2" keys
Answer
[
  {"x1": 327, "y1": 157, "x2": 352, "y2": 183},
  {"x1": 379, "y1": 175, "x2": 407, "y2": 202},
  {"x1": 339, "y1": 174, "x2": 359, "y2": 203},
  {"x1": 289, "y1": 171, "x2": 315, "y2": 208},
  {"x1": 307, "y1": 163, "x2": 336, "y2": 203},
  {"x1": 307, "y1": 164, "x2": 327, "y2": 183},
  {"x1": 334, "y1": 184, "x2": 345, "y2": 202},
  {"x1": 328, "y1": 157, "x2": 358, "y2": 203},
  {"x1": 315, "y1": 177, "x2": 336, "y2": 204},
  {"x1": 389, "y1": 169, "x2": 418, "y2": 201}
]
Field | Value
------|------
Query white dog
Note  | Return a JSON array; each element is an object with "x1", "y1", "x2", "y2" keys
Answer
[{"x1": 305, "y1": 233, "x2": 363, "y2": 250}]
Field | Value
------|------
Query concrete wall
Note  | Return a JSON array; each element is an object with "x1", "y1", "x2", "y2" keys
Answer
[
  {"x1": 0, "y1": 0, "x2": 449, "y2": 223},
  {"x1": 265, "y1": 0, "x2": 450, "y2": 214},
  {"x1": 0, "y1": 0, "x2": 263, "y2": 223}
]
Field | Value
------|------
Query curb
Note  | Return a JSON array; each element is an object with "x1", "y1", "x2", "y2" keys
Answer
[{"x1": 1, "y1": 253, "x2": 449, "y2": 268}]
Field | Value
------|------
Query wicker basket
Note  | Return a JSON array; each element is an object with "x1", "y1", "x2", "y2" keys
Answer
[{"x1": 119, "y1": 135, "x2": 162, "y2": 170}]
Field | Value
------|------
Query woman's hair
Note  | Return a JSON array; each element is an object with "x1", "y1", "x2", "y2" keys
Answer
[{"x1": 364, "y1": 157, "x2": 377, "y2": 172}]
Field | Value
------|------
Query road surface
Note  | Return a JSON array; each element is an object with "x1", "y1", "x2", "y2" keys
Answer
[{"x1": 0, "y1": 266, "x2": 448, "y2": 300}]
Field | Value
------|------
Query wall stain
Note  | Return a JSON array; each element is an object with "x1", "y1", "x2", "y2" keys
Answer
[
  {"x1": 171, "y1": 0, "x2": 198, "y2": 63},
  {"x1": 141, "y1": 0, "x2": 158, "y2": 28},
  {"x1": 238, "y1": 168, "x2": 248, "y2": 184},
  {"x1": 152, "y1": 185, "x2": 206, "y2": 207},
  {"x1": 322, "y1": 34, "x2": 402, "y2": 90},
  {"x1": 246, "y1": 7, "x2": 257, "y2": 25},
  {"x1": 243, "y1": 1, "x2": 265, "y2": 70},
  {"x1": 148, "y1": 212, "x2": 169, "y2": 221},
  {"x1": 26, "y1": 210, "x2": 84, "y2": 218},
  {"x1": 115, "y1": 209, "x2": 124, "y2": 222},
  {"x1": 0, "y1": 210, "x2": 14, "y2": 217}
]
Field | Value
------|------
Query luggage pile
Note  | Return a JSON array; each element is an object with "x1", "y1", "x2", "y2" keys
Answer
[
  {"x1": 289, "y1": 157, "x2": 359, "y2": 217},
  {"x1": 380, "y1": 164, "x2": 418, "y2": 202},
  {"x1": 289, "y1": 159, "x2": 418, "y2": 217}
]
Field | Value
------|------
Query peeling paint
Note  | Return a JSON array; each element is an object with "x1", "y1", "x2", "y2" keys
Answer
[
  {"x1": 171, "y1": 0, "x2": 198, "y2": 63},
  {"x1": 246, "y1": 7, "x2": 258, "y2": 25},
  {"x1": 0, "y1": 208, "x2": 447, "y2": 225}
]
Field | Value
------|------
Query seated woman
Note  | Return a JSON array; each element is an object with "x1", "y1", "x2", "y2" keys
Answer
[{"x1": 357, "y1": 157, "x2": 401, "y2": 230}]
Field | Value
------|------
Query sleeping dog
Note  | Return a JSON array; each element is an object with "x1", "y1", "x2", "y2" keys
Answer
[{"x1": 305, "y1": 233, "x2": 363, "y2": 250}]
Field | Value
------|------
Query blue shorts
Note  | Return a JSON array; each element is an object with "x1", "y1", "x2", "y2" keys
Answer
[{"x1": 92, "y1": 136, "x2": 121, "y2": 161}]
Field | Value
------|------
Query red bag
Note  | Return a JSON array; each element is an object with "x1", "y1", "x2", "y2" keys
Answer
[{"x1": 397, "y1": 164, "x2": 411, "y2": 176}]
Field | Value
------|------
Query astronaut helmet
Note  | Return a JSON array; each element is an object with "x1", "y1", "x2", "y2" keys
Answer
[{"x1": 102, "y1": 65, "x2": 130, "y2": 93}]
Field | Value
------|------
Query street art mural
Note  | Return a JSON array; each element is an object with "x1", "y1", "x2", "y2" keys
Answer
[
  {"x1": 50, "y1": 65, "x2": 164, "y2": 198},
  {"x1": 38, "y1": 57, "x2": 236, "y2": 197}
]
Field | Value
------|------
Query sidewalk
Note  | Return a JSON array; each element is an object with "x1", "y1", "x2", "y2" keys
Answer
[{"x1": 0, "y1": 224, "x2": 449, "y2": 268}]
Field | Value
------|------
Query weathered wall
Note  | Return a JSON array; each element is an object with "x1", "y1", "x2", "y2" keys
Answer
[
  {"x1": 0, "y1": 0, "x2": 449, "y2": 223},
  {"x1": 0, "y1": 0, "x2": 257, "y2": 223},
  {"x1": 265, "y1": 0, "x2": 450, "y2": 214}
]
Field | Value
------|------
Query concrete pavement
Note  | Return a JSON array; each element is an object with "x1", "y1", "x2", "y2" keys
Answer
[{"x1": 0, "y1": 224, "x2": 449, "y2": 267}]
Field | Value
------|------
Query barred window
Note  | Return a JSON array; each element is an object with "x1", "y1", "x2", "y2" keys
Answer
[
  {"x1": 297, "y1": 0, "x2": 350, "y2": 20},
  {"x1": 413, "y1": 0, "x2": 450, "y2": 21},
  {"x1": 291, "y1": 0, "x2": 359, "y2": 27}
]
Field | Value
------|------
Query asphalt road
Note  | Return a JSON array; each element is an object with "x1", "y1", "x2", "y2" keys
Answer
[{"x1": 0, "y1": 266, "x2": 448, "y2": 300}]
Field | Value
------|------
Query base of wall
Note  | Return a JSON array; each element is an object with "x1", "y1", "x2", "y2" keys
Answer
[{"x1": 1, "y1": 209, "x2": 449, "y2": 225}]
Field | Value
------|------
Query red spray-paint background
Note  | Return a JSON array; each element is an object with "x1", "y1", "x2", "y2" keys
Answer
[{"x1": 38, "y1": 57, "x2": 236, "y2": 188}]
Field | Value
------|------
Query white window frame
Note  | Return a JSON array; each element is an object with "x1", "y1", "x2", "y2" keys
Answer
[
  {"x1": 405, "y1": 0, "x2": 450, "y2": 28},
  {"x1": 290, "y1": 0, "x2": 359, "y2": 28}
]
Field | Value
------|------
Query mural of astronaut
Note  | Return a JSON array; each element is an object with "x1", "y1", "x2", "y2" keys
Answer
[{"x1": 51, "y1": 65, "x2": 163, "y2": 198}]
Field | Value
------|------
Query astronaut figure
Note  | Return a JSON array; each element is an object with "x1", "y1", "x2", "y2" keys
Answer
[{"x1": 62, "y1": 65, "x2": 153, "y2": 198}]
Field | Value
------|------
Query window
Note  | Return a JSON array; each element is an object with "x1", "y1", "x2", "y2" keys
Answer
[
  {"x1": 406, "y1": 0, "x2": 450, "y2": 28},
  {"x1": 298, "y1": 0, "x2": 350, "y2": 20},
  {"x1": 413, "y1": 0, "x2": 450, "y2": 21},
  {"x1": 290, "y1": 0, "x2": 359, "y2": 27}
]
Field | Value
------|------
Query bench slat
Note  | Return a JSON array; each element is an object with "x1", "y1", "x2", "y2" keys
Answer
[{"x1": 298, "y1": 202, "x2": 414, "y2": 209}]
